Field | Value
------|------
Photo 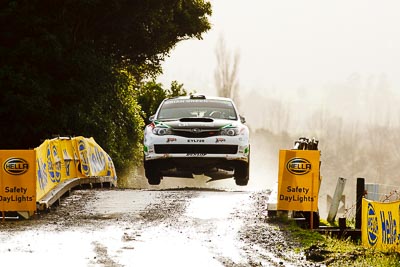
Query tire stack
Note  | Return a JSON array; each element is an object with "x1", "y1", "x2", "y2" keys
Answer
[{"x1": 293, "y1": 137, "x2": 319, "y2": 150}]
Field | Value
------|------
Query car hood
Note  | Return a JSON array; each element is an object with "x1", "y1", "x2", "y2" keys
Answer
[{"x1": 155, "y1": 118, "x2": 239, "y2": 129}]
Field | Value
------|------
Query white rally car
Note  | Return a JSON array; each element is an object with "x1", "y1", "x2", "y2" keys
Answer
[{"x1": 143, "y1": 95, "x2": 250, "y2": 186}]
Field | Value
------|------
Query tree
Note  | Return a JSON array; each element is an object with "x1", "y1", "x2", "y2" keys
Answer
[
  {"x1": 214, "y1": 35, "x2": 240, "y2": 104},
  {"x1": 0, "y1": 0, "x2": 211, "y2": 171},
  {"x1": 136, "y1": 80, "x2": 188, "y2": 125}
]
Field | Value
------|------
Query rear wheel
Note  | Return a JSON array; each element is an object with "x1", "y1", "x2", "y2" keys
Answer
[{"x1": 234, "y1": 162, "x2": 249, "y2": 186}]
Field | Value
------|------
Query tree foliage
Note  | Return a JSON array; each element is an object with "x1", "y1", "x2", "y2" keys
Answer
[
  {"x1": 0, "y1": 0, "x2": 211, "y2": 171},
  {"x1": 136, "y1": 80, "x2": 188, "y2": 125}
]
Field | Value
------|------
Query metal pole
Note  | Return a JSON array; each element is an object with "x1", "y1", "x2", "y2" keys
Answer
[
  {"x1": 327, "y1": 177, "x2": 347, "y2": 223},
  {"x1": 356, "y1": 177, "x2": 365, "y2": 229}
]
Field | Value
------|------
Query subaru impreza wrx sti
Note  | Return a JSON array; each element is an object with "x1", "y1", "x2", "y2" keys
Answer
[{"x1": 143, "y1": 95, "x2": 250, "y2": 186}]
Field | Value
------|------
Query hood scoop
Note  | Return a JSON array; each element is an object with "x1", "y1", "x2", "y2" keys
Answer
[{"x1": 179, "y1": 117, "x2": 214, "y2": 123}]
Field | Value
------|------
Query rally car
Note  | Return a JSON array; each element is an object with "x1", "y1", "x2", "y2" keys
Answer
[{"x1": 143, "y1": 95, "x2": 250, "y2": 186}]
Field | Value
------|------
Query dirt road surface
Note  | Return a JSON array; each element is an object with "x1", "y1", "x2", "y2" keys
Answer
[{"x1": 0, "y1": 187, "x2": 316, "y2": 267}]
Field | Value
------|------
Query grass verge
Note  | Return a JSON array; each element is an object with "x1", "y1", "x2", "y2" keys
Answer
[{"x1": 280, "y1": 219, "x2": 400, "y2": 266}]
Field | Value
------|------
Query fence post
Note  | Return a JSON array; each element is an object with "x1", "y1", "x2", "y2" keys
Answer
[
  {"x1": 356, "y1": 177, "x2": 365, "y2": 229},
  {"x1": 327, "y1": 177, "x2": 347, "y2": 223}
]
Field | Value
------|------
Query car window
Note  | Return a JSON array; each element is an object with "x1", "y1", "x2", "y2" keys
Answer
[{"x1": 157, "y1": 99, "x2": 238, "y2": 121}]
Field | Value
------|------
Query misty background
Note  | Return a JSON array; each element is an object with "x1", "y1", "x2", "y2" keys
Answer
[{"x1": 155, "y1": 0, "x2": 400, "y2": 218}]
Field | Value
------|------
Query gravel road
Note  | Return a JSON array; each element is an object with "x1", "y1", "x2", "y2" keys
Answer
[{"x1": 0, "y1": 188, "x2": 319, "y2": 267}]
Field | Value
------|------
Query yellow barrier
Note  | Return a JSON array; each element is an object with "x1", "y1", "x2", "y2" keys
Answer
[
  {"x1": 0, "y1": 136, "x2": 116, "y2": 218},
  {"x1": 277, "y1": 150, "x2": 320, "y2": 212},
  {"x1": 362, "y1": 198, "x2": 400, "y2": 252},
  {"x1": 35, "y1": 136, "x2": 117, "y2": 201}
]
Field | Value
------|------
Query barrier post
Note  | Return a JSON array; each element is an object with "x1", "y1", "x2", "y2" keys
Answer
[
  {"x1": 327, "y1": 177, "x2": 347, "y2": 223},
  {"x1": 356, "y1": 177, "x2": 365, "y2": 229}
]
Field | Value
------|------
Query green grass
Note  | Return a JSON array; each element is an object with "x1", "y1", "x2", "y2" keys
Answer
[
  {"x1": 285, "y1": 220, "x2": 325, "y2": 247},
  {"x1": 319, "y1": 237, "x2": 400, "y2": 267},
  {"x1": 279, "y1": 219, "x2": 400, "y2": 266}
]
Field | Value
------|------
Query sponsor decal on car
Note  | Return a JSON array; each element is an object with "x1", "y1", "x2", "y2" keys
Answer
[
  {"x1": 187, "y1": 139, "x2": 205, "y2": 143},
  {"x1": 167, "y1": 138, "x2": 177, "y2": 143},
  {"x1": 187, "y1": 153, "x2": 207, "y2": 157},
  {"x1": 220, "y1": 124, "x2": 233, "y2": 129},
  {"x1": 216, "y1": 138, "x2": 226, "y2": 143}
]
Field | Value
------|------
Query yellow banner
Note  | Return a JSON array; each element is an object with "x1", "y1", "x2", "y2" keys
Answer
[
  {"x1": 277, "y1": 150, "x2": 320, "y2": 211},
  {"x1": 362, "y1": 198, "x2": 400, "y2": 252},
  {"x1": 59, "y1": 138, "x2": 77, "y2": 179},
  {"x1": 0, "y1": 150, "x2": 36, "y2": 212},
  {"x1": 35, "y1": 137, "x2": 117, "y2": 201},
  {"x1": 74, "y1": 137, "x2": 117, "y2": 178},
  {"x1": 35, "y1": 140, "x2": 56, "y2": 200}
]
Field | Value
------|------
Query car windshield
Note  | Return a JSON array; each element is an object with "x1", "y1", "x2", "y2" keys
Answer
[{"x1": 157, "y1": 99, "x2": 238, "y2": 121}]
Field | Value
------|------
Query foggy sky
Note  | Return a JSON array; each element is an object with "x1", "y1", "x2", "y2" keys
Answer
[{"x1": 158, "y1": 0, "x2": 400, "y2": 97}]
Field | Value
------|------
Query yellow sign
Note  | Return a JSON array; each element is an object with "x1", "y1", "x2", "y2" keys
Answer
[
  {"x1": 0, "y1": 150, "x2": 36, "y2": 212},
  {"x1": 277, "y1": 150, "x2": 320, "y2": 211},
  {"x1": 362, "y1": 198, "x2": 400, "y2": 252}
]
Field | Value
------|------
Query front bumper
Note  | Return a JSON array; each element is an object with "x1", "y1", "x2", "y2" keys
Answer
[{"x1": 144, "y1": 133, "x2": 250, "y2": 163}]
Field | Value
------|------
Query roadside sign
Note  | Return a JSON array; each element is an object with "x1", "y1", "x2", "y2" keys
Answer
[
  {"x1": 0, "y1": 150, "x2": 36, "y2": 212},
  {"x1": 277, "y1": 150, "x2": 320, "y2": 211},
  {"x1": 362, "y1": 198, "x2": 400, "y2": 252}
]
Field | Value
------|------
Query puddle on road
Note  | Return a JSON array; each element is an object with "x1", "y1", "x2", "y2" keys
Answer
[
  {"x1": 184, "y1": 191, "x2": 251, "y2": 219},
  {"x1": 0, "y1": 230, "x2": 96, "y2": 266},
  {"x1": 105, "y1": 191, "x2": 254, "y2": 266},
  {"x1": 184, "y1": 192, "x2": 252, "y2": 264},
  {"x1": 117, "y1": 225, "x2": 225, "y2": 267}
]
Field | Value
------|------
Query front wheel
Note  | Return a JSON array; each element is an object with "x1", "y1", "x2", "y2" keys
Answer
[
  {"x1": 234, "y1": 162, "x2": 249, "y2": 186},
  {"x1": 144, "y1": 161, "x2": 162, "y2": 185}
]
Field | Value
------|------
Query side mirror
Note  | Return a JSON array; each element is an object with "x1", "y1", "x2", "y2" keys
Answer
[
  {"x1": 149, "y1": 115, "x2": 155, "y2": 122},
  {"x1": 240, "y1": 115, "x2": 246, "y2": 124}
]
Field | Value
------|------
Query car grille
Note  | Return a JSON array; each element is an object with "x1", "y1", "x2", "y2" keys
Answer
[
  {"x1": 154, "y1": 145, "x2": 238, "y2": 154},
  {"x1": 171, "y1": 129, "x2": 220, "y2": 138}
]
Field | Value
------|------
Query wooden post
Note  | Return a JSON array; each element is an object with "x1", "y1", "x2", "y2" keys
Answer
[
  {"x1": 356, "y1": 177, "x2": 365, "y2": 229},
  {"x1": 339, "y1": 217, "x2": 346, "y2": 229},
  {"x1": 310, "y1": 211, "x2": 314, "y2": 229},
  {"x1": 327, "y1": 177, "x2": 347, "y2": 223},
  {"x1": 310, "y1": 173, "x2": 314, "y2": 229}
]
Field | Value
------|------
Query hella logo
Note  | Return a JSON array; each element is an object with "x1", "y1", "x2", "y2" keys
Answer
[
  {"x1": 286, "y1": 158, "x2": 311, "y2": 175},
  {"x1": 3, "y1": 158, "x2": 29, "y2": 175},
  {"x1": 367, "y1": 203, "x2": 378, "y2": 246}
]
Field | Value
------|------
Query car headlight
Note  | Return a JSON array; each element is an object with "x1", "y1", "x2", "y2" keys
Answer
[
  {"x1": 220, "y1": 128, "x2": 240, "y2": 136},
  {"x1": 152, "y1": 127, "x2": 172, "y2": 136}
]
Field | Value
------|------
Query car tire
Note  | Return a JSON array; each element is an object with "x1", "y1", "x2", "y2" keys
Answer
[
  {"x1": 234, "y1": 162, "x2": 249, "y2": 186},
  {"x1": 144, "y1": 161, "x2": 162, "y2": 185},
  {"x1": 146, "y1": 169, "x2": 162, "y2": 185}
]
